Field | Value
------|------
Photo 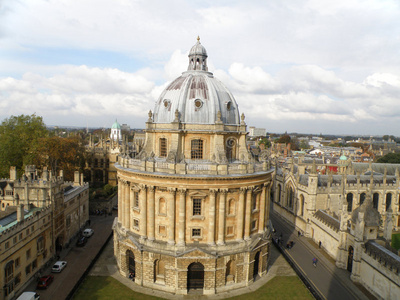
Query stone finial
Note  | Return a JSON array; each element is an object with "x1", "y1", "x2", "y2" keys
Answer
[
  {"x1": 148, "y1": 110, "x2": 153, "y2": 122},
  {"x1": 217, "y1": 110, "x2": 222, "y2": 122},
  {"x1": 174, "y1": 109, "x2": 180, "y2": 122}
]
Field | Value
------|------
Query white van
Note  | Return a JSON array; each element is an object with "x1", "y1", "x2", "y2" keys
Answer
[{"x1": 16, "y1": 291, "x2": 40, "y2": 300}]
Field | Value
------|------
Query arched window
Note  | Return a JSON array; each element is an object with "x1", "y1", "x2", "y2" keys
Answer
[
  {"x1": 225, "y1": 260, "x2": 236, "y2": 284},
  {"x1": 386, "y1": 193, "x2": 392, "y2": 211},
  {"x1": 126, "y1": 250, "x2": 135, "y2": 279},
  {"x1": 373, "y1": 193, "x2": 379, "y2": 210},
  {"x1": 159, "y1": 198, "x2": 166, "y2": 215},
  {"x1": 347, "y1": 193, "x2": 353, "y2": 212},
  {"x1": 154, "y1": 259, "x2": 165, "y2": 283},
  {"x1": 277, "y1": 185, "x2": 282, "y2": 203},
  {"x1": 159, "y1": 138, "x2": 167, "y2": 157},
  {"x1": 359, "y1": 193, "x2": 366, "y2": 205},
  {"x1": 252, "y1": 194, "x2": 257, "y2": 211},
  {"x1": 4, "y1": 261, "x2": 13, "y2": 284},
  {"x1": 191, "y1": 139, "x2": 203, "y2": 159},
  {"x1": 226, "y1": 138, "x2": 236, "y2": 162},
  {"x1": 287, "y1": 187, "x2": 294, "y2": 209},
  {"x1": 37, "y1": 236, "x2": 45, "y2": 253},
  {"x1": 228, "y1": 199, "x2": 236, "y2": 215}
]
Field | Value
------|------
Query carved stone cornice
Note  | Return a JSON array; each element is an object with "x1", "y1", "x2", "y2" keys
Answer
[{"x1": 220, "y1": 188, "x2": 229, "y2": 194}]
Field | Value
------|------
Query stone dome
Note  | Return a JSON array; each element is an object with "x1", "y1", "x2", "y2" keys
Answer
[
  {"x1": 152, "y1": 38, "x2": 240, "y2": 125},
  {"x1": 111, "y1": 120, "x2": 121, "y2": 129}
]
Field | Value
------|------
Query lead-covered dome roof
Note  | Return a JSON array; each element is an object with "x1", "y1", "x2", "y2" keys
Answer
[{"x1": 152, "y1": 38, "x2": 240, "y2": 125}]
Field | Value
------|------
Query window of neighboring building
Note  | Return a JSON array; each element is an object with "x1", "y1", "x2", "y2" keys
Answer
[
  {"x1": 360, "y1": 193, "x2": 366, "y2": 205},
  {"x1": 347, "y1": 193, "x2": 353, "y2": 212},
  {"x1": 32, "y1": 259, "x2": 37, "y2": 270},
  {"x1": 26, "y1": 249, "x2": 31, "y2": 260},
  {"x1": 373, "y1": 193, "x2": 379, "y2": 210},
  {"x1": 160, "y1": 138, "x2": 167, "y2": 157},
  {"x1": 25, "y1": 264, "x2": 31, "y2": 275},
  {"x1": 193, "y1": 198, "x2": 202, "y2": 215},
  {"x1": 5, "y1": 241, "x2": 9, "y2": 249},
  {"x1": 13, "y1": 237, "x2": 17, "y2": 244},
  {"x1": 26, "y1": 228, "x2": 30, "y2": 235},
  {"x1": 5, "y1": 261, "x2": 13, "y2": 283},
  {"x1": 19, "y1": 233, "x2": 23, "y2": 240},
  {"x1": 15, "y1": 258, "x2": 20, "y2": 269},
  {"x1": 191, "y1": 139, "x2": 203, "y2": 159},
  {"x1": 192, "y1": 228, "x2": 201, "y2": 237},
  {"x1": 386, "y1": 193, "x2": 392, "y2": 211},
  {"x1": 37, "y1": 237, "x2": 45, "y2": 253},
  {"x1": 14, "y1": 273, "x2": 21, "y2": 286},
  {"x1": 66, "y1": 215, "x2": 71, "y2": 228}
]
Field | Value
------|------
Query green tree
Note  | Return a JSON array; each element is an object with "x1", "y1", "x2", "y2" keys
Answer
[
  {"x1": 0, "y1": 114, "x2": 48, "y2": 177},
  {"x1": 30, "y1": 136, "x2": 86, "y2": 181},
  {"x1": 376, "y1": 153, "x2": 400, "y2": 164},
  {"x1": 276, "y1": 134, "x2": 291, "y2": 144},
  {"x1": 258, "y1": 138, "x2": 271, "y2": 148}
]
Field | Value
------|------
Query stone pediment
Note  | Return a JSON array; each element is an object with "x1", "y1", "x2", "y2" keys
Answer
[{"x1": 178, "y1": 247, "x2": 217, "y2": 258}]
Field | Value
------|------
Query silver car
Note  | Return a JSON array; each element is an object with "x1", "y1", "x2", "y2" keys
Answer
[{"x1": 51, "y1": 261, "x2": 67, "y2": 273}]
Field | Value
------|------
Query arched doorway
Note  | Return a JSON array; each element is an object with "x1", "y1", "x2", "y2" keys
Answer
[
  {"x1": 127, "y1": 250, "x2": 135, "y2": 278},
  {"x1": 347, "y1": 246, "x2": 354, "y2": 272},
  {"x1": 253, "y1": 251, "x2": 260, "y2": 279},
  {"x1": 187, "y1": 262, "x2": 204, "y2": 291}
]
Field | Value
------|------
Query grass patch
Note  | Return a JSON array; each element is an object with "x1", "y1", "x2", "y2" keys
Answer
[
  {"x1": 73, "y1": 275, "x2": 313, "y2": 300},
  {"x1": 227, "y1": 276, "x2": 313, "y2": 300},
  {"x1": 392, "y1": 233, "x2": 400, "y2": 250},
  {"x1": 72, "y1": 276, "x2": 164, "y2": 300}
]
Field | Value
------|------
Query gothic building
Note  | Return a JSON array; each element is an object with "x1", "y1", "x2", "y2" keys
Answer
[{"x1": 113, "y1": 38, "x2": 273, "y2": 295}]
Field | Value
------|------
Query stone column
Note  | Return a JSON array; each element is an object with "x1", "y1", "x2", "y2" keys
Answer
[
  {"x1": 265, "y1": 184, "x2": 271, "y2": 225},
  {"x1": 244, "y1": 188, "x2": 253, "y2": 240},
  {"x1": 177, "y1": 189, "x2": 186, "y2": 246},
  {"x1": 148, "y1": 186, "x2": 155, "y2": 241},
  {"x1": 259, "y1": 185, "x2": 266, "y2": 233},
  {"x1": 168, "y1": 188, "x2": 176, "y2": 245},
  {"x1": 208, "y1": 189, "x2": 217, "y2": 245},
  {"x1": 124, "y1": 181, "x2": 130, "y2": 229},
  {"x1": 236, "y1": 188, "x2": 246, "y2": 241},
  {"x1": 217, "y1": 189, "x2": 228, "y2": 245},
  {"x1": 118, "y1": 178, "x2": 122, "y2": 225},
  {"x1": 139, "y1": 184, "x2": 147, "y2": 239},
  {"x1": 129, "y1": 184, "x2": 135, "y2": 230}
]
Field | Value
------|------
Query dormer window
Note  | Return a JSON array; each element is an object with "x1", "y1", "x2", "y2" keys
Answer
[{"x1": 194, "y1": 99, "x2": 203, "y2": 110}]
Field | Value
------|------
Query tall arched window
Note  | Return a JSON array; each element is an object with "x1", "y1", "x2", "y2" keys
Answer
[
  {"x1": 373, "y1": 193, "x2": 379, "y2": 210},
  {"x1": 159, "y1": 138, "x2": 167, "y2": 157},
  {"x1": 226, "y1": 138, "x2": 236, "y2": 162},
  {"x1": 191, "y1": 139, "x2": 203, "y2": 159},
  {"x1": 277, "y1": 185, "x2": 282, "y2": 203},
  {"x1": 299, "y1": 194, "x2": 305, "y2": 216},
  {"x1": 386, "y1": 193, "x2": 392, "y2": 211},
  {"x1": 347, "y1": 193, "x2": 353, "y2": 212},
  {"x1": 287, "y1": 187, "x2": 294, "y2": 209},
  {"x1": 359, "y1": 193, "x2": 366, "y2": 205}
]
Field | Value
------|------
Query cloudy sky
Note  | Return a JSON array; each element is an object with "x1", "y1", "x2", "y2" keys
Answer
[{"x1": 1, "y1": 0, "x2": 400, "y2": 136}]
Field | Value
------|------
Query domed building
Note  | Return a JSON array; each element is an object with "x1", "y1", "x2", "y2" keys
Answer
[{"x1": 113, "y1": 38, "x2": 273, "y2": 295}]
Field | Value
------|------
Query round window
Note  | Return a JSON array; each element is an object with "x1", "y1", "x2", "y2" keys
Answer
[
  {"x1": 163, "y1": 99, "x2": 170, "y2": 108},
  {"x1": 194, "y1": 99, "x2": 203, "y2": 108}
]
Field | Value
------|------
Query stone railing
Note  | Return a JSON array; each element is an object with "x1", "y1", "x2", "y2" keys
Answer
[{"x1": 117, "y1": 156, "x2": 272, "y2": 176}]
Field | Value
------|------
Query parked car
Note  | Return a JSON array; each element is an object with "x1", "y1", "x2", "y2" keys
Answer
[
  {"x1": 76, "y1": 236, "x2": 88, "y2": 247},
  {"x1": 16, "y1": 292, "x2": 40, "y2": 300},
  {"x1": 82, "y1": 228, "x2": 94, "y2": 237},
  {"x1": 51, "y1": 261, "x2": 67, "y2": 273},
  {"x1": 36, "y1": 275, "x2": 54, "y2": 289}
]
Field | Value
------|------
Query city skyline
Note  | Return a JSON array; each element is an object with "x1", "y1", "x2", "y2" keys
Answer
[{"x1": 1, "y1": 0, "x2": 400, "y2": 135}]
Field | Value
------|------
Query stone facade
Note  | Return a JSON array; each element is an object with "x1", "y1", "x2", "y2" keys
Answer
[{"x1": 113, "y1": 38, "x2": 273, "y2": 295}]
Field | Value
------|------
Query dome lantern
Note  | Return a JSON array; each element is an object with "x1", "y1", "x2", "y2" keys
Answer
[{"x1": 188, "y1": 36, "x2": 208, "y2": 71}]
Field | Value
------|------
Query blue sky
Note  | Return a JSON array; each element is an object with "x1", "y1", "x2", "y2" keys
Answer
[{"x1": 1, "y1": 0, "x2": 400, "y2": 135}]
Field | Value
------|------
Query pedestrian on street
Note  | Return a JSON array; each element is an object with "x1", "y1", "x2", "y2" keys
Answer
[{"x1": 312, "y1": 257, "x2": 318, "y2": 267}]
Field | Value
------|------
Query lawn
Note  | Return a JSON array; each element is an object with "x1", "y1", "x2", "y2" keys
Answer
[{"x1": 73, "y1": 276, "x2": 313, "y2": 300}]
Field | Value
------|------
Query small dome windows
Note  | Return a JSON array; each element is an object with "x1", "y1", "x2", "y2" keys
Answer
[
  {"x1": 194, "y1": 99, "x2": 203, "y2": 110},
  {"x1": 163, "y1": 99, "x2": 171, "y2": 109}
]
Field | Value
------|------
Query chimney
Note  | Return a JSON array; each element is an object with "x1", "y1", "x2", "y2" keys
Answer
[
  {"x1": 10, "y1": 166, "x2": 17, "y2": 181},
  {"x1": 17, "y1": 204, "x2": 24, "y2": 222},
  {"x1": 74, "y1": 171, "x2": 80, "y2": 186},
  {"x1": 80, "y1": 173, "x2": 84, "y2": 185}
]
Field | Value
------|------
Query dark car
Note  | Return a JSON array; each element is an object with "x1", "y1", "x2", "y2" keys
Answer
[
  {"x1": 76, "y1": 236, "x2": 88, "y2": 247},
  {"x1": 37, "y1": 275, "x2": 54, "y2": 289}
]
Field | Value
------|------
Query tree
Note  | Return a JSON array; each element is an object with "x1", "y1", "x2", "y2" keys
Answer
[
  {"x1": 30, "y1": 136, "x2": 86, "y2": 181},
  {"x1": 376, "y1": 153, "x2": 400, "y2": 164},
  {"x1": 0, "y1": 114, "x2": 48, "y2": 178},
  {"x1": 258, "y1": 138, "x2": 271, "y2": 148},
  {"x1": 276, "y1": 134, "x2": 291, "y2": 144}
]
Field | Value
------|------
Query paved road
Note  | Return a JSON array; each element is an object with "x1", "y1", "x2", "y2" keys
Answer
[
  {"x1": 270, "y1": 210, "x2": 374, "y2": 300},
  {"x1": 22, "y1": 213, "x2": 114, "y2": 300}
]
